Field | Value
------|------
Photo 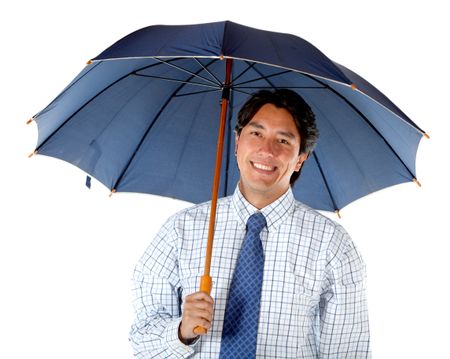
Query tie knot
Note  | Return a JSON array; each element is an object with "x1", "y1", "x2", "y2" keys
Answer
[{"x1": 247, "y1": 212, "x2": 266, "y2": 234}]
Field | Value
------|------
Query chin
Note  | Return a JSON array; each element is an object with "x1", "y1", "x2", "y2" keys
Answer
[{"x1": 246, "y1": 180, "x2": 281, "y2": 194}]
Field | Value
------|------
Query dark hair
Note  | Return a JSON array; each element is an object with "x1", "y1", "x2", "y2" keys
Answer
[{"x1": 235, "y1": 89, "x2": 319, "y2": 185}]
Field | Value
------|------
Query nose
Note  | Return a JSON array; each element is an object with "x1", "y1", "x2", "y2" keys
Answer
[{"x1": 258, "y1": 138, "x2": 275, "y2": 157}]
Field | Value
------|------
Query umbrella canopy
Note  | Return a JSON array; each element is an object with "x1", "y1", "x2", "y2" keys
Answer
[{"x1": 30, "y1": 21, "x2": 426, "y2": 212}]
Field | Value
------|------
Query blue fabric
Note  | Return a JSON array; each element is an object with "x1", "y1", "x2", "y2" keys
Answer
[
  {"x1": 219, "y1": 212, "x2": 266, "y2": 358},
  {"x1": 85, "y1": 175, "x2": 91, "y2": 189},
  {"x1": 33, "y1": 21, "x2": 425, "y2": 211},
  {"x1": 93, "y1": 21, "x2": 349, "y2": 84}
]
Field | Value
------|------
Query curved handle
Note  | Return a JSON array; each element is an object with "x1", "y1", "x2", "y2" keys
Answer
[{"x1": 193, "y1": 275, "x2": 212, "y2": 335}]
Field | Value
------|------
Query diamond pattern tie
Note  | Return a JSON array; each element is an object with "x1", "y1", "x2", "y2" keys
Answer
[{"x1": 219, "y1": 212, "x2": 266, "y2": 358}]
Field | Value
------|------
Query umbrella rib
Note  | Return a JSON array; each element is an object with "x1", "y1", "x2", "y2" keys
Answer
[
  {"x1": 230, "y1": 62, "x2": 256, "y2": 84},
  {"x1": 232, "y1": 86, "x2": 325, "y2": 97},
  {"x1": 234, "y1": 66, "x2": 290, "y2": 87},
  {"x1": 236, "y1": 85, "x2": 326, "y2": 89},
  {"x1": 154, "y1": 57, "x2": 220, "y2": 87},
  {"x1": 111, "y1": 59, "x2": 219, "y2": 191},
  {"x1": 174, "y1": 88, "x2": 221, "y2": 97},
  {"x1": 132, "y1": 73, "x2": 220, "y2": 89},
  {"x1": 311, "y1": 152, "x2": 340, "y2": 212},
  {"x1": 233, "y1": 88, "x2": 254, "y2": 96},
  {"x1": 246, "y1": 64, "x2": 277, "y2": 90},
  {"x1": 301, "y1": 73, "x2": 418, "y2": 179},
  {"x1": 194, "y1": 58, "x2": 222, "y2": 85},
  {"x1": 34, "y1": 61, "x2": 102, "y2": 118},
  {"x1": 34, "y1": 60, "x2": 173, "y2": 152}
]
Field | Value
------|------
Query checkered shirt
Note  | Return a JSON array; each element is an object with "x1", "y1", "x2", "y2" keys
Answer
[{"x1": 129, "y1": 187, "x2": 371, "y2": 358}]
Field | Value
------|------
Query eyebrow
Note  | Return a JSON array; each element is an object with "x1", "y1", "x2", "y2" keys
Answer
[{"x1": 247, "y1": 122, "x2": 297, "y2": 139}]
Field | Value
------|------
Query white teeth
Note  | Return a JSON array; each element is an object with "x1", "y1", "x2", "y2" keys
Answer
[{"x1": 253, "y1": 162, "x2": 274, "y2": 171}]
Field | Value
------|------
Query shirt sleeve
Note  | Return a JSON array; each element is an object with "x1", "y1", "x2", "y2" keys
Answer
[
  {"x1": 129, "y1": 216, "x2": 198, "y2": 358},
  {"x1": 318, "y1": 226, "x2": 371, "y2": 358}
]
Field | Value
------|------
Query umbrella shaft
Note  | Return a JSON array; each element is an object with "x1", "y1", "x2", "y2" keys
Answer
[
  {"x1": 194, "y1": 58, "x2": 232, "y2": 337},
  {"x1": 204, "y1": 58, "x2": 233, "y2": 278}
]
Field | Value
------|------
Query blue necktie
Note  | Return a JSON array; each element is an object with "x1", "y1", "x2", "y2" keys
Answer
[{"x1": 219, "y1": 212, "x2": 266, "y2": 358}]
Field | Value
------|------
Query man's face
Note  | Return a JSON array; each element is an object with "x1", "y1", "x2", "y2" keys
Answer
[{"x1": 235, "y1": 103, "x2": 307, "y2": 207}]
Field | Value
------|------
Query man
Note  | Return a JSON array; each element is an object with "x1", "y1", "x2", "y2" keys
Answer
[{"x1": 129, "y1": 89, "x2": 371, "y2": 358}]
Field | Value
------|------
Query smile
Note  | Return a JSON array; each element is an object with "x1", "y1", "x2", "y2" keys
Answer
[{"x1": 252, "y1": 162, "x2": 276, "y2": 172}]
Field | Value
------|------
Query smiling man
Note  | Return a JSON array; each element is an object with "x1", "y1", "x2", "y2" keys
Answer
[
  {"x1": 234, "y1": 93, "x2": 310, "y2": 209},
  {"x1": 130, "y1": 89, "x2": 371, "y2": 358}
]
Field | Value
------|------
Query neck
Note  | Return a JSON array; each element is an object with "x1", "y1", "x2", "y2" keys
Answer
[{"x1": 238, "y1": 182, "x2": 288, "y2": 209}]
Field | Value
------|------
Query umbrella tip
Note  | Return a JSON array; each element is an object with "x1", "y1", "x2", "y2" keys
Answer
[
  {"x1": 109, "y1": 189, "x2": 117, "y2": 197},
  {"x1": 351, "y1": 83, "x2": 357, "y2": 90},
  {"x1": 335, "y1": 209, "x2": 341, "y2": 219},
  {"x1": 26, "y1": 117, "x2": 34, "y2": 125},
  {"x1": 413, "y1": 178, "x2": 422, "y2": 187},
  {"x1": 423, "y1": 132, "x2": 430, "y2": 139},
  {"x1": 86, "y1": 59, "x2": 93, "y2": 65},
  {"x1": 28, "y1": 150, "x2": 37, "y2": 158}
]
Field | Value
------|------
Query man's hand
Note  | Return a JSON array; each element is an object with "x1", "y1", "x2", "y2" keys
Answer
[{"x1": 179, "y1": 291, "x2": 214, "y2": 344}]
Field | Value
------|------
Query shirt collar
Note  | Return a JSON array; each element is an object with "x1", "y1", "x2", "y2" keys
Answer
[{"x1": 231, "y1": 185, "x2": 295, "y2": 232}]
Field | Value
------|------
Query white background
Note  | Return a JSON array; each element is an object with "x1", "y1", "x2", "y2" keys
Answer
[{"x1": 1, "y1": 1, "x2": 449, "y2": 358}]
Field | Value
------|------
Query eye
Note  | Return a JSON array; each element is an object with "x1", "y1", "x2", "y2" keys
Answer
[
  {"x1": 278, "y1": 138, "x2": 290, "y2": 145},
  {"x1": 250, "y1": 131, "x2": 262, "y2": 137}
]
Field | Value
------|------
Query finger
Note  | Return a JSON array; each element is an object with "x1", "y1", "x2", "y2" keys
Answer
[
  {"x1": 197, "y1": 292, "x2": 214, "y2": 303},
  {"x1": 184, "y1": 310, "x2": 213, "y2": 324},
  {"x1": 184, "y1": 308, "x2": 213, "y2": 324},
  {"x1": 184, "y1": 296, "x2": 214, "y2": 316},
  {"x1": 180, "y1": 315, "x2": 212, "y2": 336},
  {"x1": 189, "y1": 317, "x2": 212, "y2": 330},
  {"x1": 184, "y1": 299, "x2": 214, "y2": 312},
  {"x1": 180, "y1": 319, "x2": 211, "y2": 340},
  {"x1": 186, "y1": 291, "x2": 214, "y2": 304}
]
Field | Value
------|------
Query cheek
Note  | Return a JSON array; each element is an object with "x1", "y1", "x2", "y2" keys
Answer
[
  {"x1": 284, "y1": 153, "x2": 303, "y2": 172},
  {"x1": 235, "y1": 136, "x2": 252, "y2": 157},
  {"x1": 235, "y1": 145, "x2": 246, "y2": 169}
]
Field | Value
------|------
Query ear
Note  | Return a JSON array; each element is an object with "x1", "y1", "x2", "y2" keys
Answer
[
  {"x1": 235, "y1": 132, "x2": 240, "y2": 155},
  {"x1": 294, "y1": 153, "x2": 308, "y2": 172}
]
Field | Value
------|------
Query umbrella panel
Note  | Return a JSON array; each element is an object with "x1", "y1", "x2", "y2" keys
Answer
[{"x1": 35, "y1": 57, "x2": 422, "y2": 210}]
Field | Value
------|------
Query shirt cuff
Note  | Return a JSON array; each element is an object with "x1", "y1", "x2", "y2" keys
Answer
[{"x1": 163, "y1": 318, "x2": 198, "y2": 357}]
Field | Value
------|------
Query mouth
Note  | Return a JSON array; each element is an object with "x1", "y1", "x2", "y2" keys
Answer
[{"x1": 251, "y1": 161, "x2": 277, "y2": 173}]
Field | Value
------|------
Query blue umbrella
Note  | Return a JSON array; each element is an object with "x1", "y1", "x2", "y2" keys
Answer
[{"x1": 29, "y1": 21, "x2": 426, "y2": 318}]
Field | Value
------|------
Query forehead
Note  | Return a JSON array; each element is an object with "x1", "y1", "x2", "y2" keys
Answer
[{"x1": 249, "y1": 103, "x2": 300, "y2": 138}]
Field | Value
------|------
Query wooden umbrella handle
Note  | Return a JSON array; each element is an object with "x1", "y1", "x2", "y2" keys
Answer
[
  {"x1": 193, "y1": 275, "x2": 213, "y2": 335},
  {"x1": 192, "y1": 58, "x2": 233, "y2": 336}
]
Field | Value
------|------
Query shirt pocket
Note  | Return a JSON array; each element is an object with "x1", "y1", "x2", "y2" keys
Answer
[{"x1": 292, "y1": 277, "x2": 320, "y2": 357}]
